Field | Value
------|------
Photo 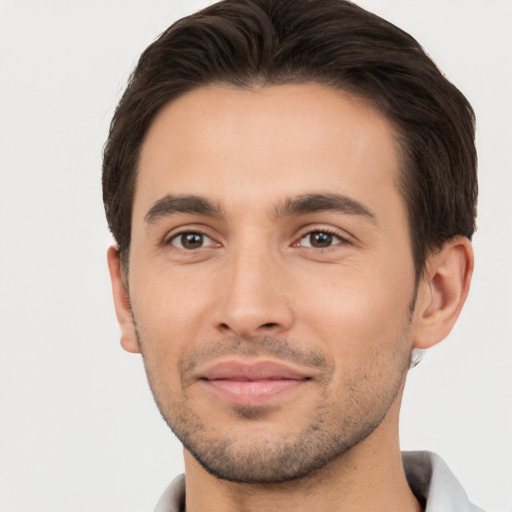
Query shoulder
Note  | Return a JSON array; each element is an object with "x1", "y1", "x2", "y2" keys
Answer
[
  {"x1": 154, "y1": 474, "x2": 186, "y2": 512},
  {"x1": 402, "y1": 451, "x2": 485, "y2": 512}
]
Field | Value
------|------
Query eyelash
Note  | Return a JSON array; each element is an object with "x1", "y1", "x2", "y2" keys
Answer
[
  {"x1": 165, "y1": 231, "x2": 218, "y2": 250},
  {"x1": 164, "y1": 226, "x2": 350, "y2": 252},
  {"x1": 295, "y1": 227, "x2": 349, "y2": 249}
]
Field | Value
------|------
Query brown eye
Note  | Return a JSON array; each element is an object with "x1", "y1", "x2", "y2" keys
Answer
[
  {"x1": 300, "y1": 231, "x2": 341, "y2": 248},
  {"x1": 170, "y1": 232, "x2": 212, "y2": 250}
]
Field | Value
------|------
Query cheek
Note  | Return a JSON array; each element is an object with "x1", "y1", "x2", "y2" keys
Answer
[
  {"x1": 301, "y1": 274, "x2": 413, "y2": 409},
  {"x1": 295, "y1": 259, "x2": 415, "y2": 358},
  {"x1": 129, "y1": 261, "x2": 216, "y2": 365}
]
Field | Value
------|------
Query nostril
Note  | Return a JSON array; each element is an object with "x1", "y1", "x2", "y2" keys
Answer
[{"x1": 216, "y1": 321, "x2": 281, "y2": 337}]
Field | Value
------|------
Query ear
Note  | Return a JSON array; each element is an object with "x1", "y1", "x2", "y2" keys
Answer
[
  {"x1": 106, "y1": 245, "x2": 141, "y2": 353},
  {"x1": 412, "y1": 236, "x2": 474, "y2": 349}
]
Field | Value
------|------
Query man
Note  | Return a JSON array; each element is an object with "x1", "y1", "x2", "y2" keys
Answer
[{"x1": 103, "y1": 0, "x2": 482, "y2": 510}]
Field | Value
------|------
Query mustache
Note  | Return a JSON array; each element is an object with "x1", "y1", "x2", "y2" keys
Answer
[{"x1": 179, "y1": 336, "x2": 329, "y2": 383}]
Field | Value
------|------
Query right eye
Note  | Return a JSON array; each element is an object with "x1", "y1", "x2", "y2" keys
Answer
[{"x1": 168, "y1": 232, "x2": 216, "y2": 250}]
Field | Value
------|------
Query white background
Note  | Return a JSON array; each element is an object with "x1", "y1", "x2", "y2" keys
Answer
[{"x1": 0, "y1": 1, "x2": 511, "y2": 511}]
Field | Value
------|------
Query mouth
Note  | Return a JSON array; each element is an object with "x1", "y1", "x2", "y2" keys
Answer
[{"x1": 198, "y1": 360, "x2": 312, "y2": 407}]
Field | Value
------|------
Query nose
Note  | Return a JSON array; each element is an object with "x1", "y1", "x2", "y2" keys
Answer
[{"x1": 214, "y1": 244, "x2": 294, "y2": 338}]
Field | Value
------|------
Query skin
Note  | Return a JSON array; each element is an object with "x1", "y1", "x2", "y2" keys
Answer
[{"x1": 108, "y1": 84, "x2": 473, "y2": 511}]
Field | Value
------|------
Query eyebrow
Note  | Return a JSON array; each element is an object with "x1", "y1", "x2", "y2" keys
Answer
[
  {"x1": 144, "y1": 194, "x2": 222, "y2": 224},
  {"x1": 274, "y1": 193, "x2": 377, "y2": 223},
  {"x1": 144, "y1": 192, "x2": 377, "y2": 225}
]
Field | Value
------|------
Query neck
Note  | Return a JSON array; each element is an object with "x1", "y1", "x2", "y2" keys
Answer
[{"x1": 182, "y1": 396, "x2": 421, "y2": 512}]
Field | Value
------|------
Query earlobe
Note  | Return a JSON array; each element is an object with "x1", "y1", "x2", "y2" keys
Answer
[
  {"x1": 412, "y1": 236, "x2": 474, "y2": 349},
  {"x1": 106, "y1": 245, "x2": 141, "y2": 354}
]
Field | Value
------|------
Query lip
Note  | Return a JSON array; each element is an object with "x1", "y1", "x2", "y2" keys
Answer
[{"x1": 198, "y1": 360, "x2": 312, "y2": 407}]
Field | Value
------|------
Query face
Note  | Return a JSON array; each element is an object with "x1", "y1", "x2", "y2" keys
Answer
[{"x1": 125, "y1": 84, "x2": 418, "y2": 482}]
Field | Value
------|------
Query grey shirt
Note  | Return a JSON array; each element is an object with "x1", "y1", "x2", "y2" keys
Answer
[{"x1": 154, "y1": 451, "x2": 485, "y2": 512}]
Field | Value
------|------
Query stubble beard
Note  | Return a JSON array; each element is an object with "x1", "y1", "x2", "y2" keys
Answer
[{"x1": 136, "y1": 326, "x2": 412, "y2": 484}]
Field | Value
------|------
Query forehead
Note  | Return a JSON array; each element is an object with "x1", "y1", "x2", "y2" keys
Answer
[{"x1": 134, "y1": 83, "x2": 402, "y2": 219}]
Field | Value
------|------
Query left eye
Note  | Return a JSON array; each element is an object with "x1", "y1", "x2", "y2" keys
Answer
[
  {"x1": 169, "y1": 232, "x2": 215, "y2": 250},
  {"x1": 299, "y1": 231, "x2": 343, "y2": 249}
]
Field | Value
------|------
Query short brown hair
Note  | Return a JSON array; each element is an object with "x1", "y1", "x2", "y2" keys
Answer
[{"x1": 102, "y1": 0, "x2": 477, "y2": 279}]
